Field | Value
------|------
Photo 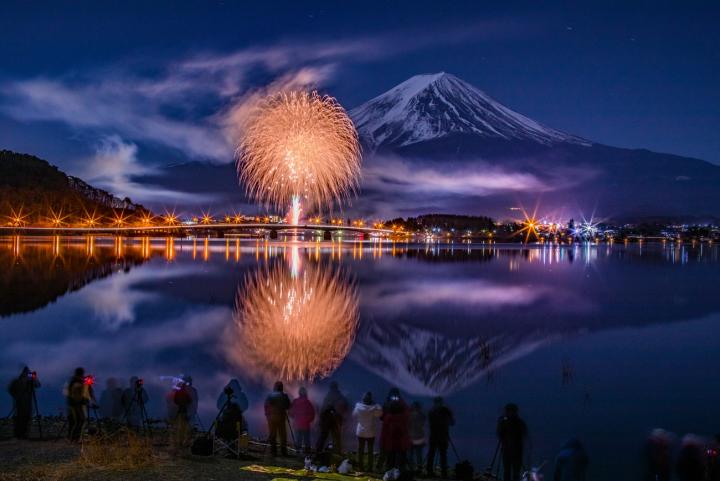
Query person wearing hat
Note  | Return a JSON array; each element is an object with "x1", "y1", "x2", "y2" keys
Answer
[
  {"x1": 264, "y1": 381, "x2": 291, "y2": 456},
  {"x1": 353, "y1": 391, "x2": 382, "y2": 471}
]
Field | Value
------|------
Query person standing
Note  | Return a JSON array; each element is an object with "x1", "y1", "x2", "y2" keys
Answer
[
  {"x1": 289, "y1": 386, "x2": 315, "y2": 455},
  {"x1": 172, "y1": 378, "x2": 194, "y2": 452},
  {"x1": 182, "y1": 375, "x2": 199, "y2": 426},
  {"x1": 676, "y1": 434, "x2": 705, "y2": 481},
  {"x1": 66, "y1": 367, "x2": 91, "y2": 442},
  {"x1": 426, "y1": 397, "x2": 454, "y2": 478},
  {"x1": 121, "y1": 376, "x2": 149, "y2": 428},
  {"x1": 381, "y1": 387, "x2": 411, "y2": 471},
  {"x1": 644, "y1": 428, "x2": 674, "y2": 481},
  {"x1": 316, "y1": 381, "x2": 350, "y2": 455},
  {"x1": 353, "y1": 391, "x2": 382, "y2": 471},
  {"x1": 8, "y1": 366, "x2": 40, "y2": 439},
  {"x1": 408, "y1": 401, "x2": 427, "y2": 474},
  {"x1": 264, "y1": 381, "x2": 291, "y2": 456},
  {"x1": 98, "y1": 377, "x2": 123, "y2": 421},
  {"x1": 216, "y1": 379, "x2": 249, "y2": 413},
  {"x1": 553, "y1": 438, "x2": 589, "y2": 481},
  {"x1": 496, "y1": 403, "x2": 528, "y2": 481}
]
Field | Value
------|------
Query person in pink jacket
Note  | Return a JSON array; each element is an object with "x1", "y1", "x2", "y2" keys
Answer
[{"x1": 289, "y1": 386, "x2": 316, "y2": 454}]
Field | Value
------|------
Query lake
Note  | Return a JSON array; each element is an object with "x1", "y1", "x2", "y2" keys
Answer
[{"x1": 1, "y1": 236, "x2": 719, "y2": 479}]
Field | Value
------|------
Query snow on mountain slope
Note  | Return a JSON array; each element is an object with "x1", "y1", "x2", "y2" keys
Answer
[{"x1": 350, "y1": 72, "x2": 590, "y2": 150}]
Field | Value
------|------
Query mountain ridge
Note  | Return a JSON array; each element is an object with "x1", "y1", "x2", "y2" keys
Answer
[{"x1": 350, "y1": 72, "x2": 591, "y2": 150}]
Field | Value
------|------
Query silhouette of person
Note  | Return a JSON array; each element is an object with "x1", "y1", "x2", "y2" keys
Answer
[
  {"x1": 352, "y1": 391, "x2": 382, "y2": 471},
  {"x1": 316, "y1": 381, "x2": 350, "y2": 455},
  {"x1": 264, "y1": 381, "x2": 291, "y2": 456},
  {"x1": 290, "y1": 386, "x2": 316, "y2": 455},
  {"x1": 553, "y1": 438, "x2": 589, "y2": 481},
  {"x1": 496, "y1": 403, "x2": 527, "y2": 481},
  {"x1": 98, "y1": 377, "x2": 123, "y2": 421},
  {"x1": 7, "y1": 366, "x2": 40, "y2": 439},
  {"x1": 381, "y1": 387, "x2": 411, "y2": 471},
  {"x1": 427, "y1": 396, "x2": 454, "y2": 478},
  {"x1": 66, "y1": 367, "x2": 92, "y2": 442},
  {"x1": 121, "y1": 376, "x2": 149, "y2": 428},
  {"x1": 644, "y1": 428, "x2": 674, "y2": 481}
]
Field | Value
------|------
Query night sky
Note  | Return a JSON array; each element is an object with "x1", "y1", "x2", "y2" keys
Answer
[{"x1": 1, "y1": 1, "x2": 719, "y2": 212}]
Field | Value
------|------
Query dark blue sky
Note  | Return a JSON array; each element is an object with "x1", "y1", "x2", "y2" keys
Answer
[{"x1": 1, "y1": 1, "x2": 718, "y2": 207}]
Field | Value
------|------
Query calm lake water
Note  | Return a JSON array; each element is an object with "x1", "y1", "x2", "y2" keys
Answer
[{"x1": 1, "y1": 236, "x2": 719, "y2": 479}]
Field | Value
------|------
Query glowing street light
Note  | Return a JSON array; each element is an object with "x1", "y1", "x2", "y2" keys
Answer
[{"x1": 6, "y1": 206, "x2": 29, "y2": 227}]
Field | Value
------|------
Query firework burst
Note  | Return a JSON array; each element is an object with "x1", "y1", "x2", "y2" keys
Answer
[
  {"x1": 236, "y1": 91, "x2": 361, "y2": 212},
  {"x1": 226, "y1": 260, "x2": 359, "y2": 382}
]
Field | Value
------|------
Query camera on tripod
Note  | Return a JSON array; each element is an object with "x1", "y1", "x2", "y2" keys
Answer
[
  {"x1": 135, "y1": 378, "x2": 144, "y2": 389},
  {"x1": 27, "y1": 370, "x2": 38, "y2": 381},
  {"x1": 224, "y1": 385, "x2": 234, "y2": 397}
]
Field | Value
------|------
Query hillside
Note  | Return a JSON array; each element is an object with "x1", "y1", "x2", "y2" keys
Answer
[{"x1": 0, "y1": 150, "x2": 149, "y2": 225}]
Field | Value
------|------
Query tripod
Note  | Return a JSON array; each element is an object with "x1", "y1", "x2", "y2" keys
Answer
[
  {"x1": 210, "y1": 393, "x2": 243, "y2": 457},
  {"x1": 29, "y1": 383, "x2": 43, "y2": 439},
  {"x1": 123, "y1": 387, "x2": 152, "y2": 437}
]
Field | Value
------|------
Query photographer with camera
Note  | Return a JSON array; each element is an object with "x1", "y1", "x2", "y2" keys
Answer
[
  {"x1": 121, "y1": 376, "x2": 149, "y2": 428},
  {"x1": 216, "y1": 379, "x2": 249, "y2": 413},
  {"x1": 65, "y1": 367, "x2": 96, "y2": 442},
  {"x1": 7, "y1": 366, "x2": 40, "y2": 439},
  {"x1": 215, "y1": 380, "x2": 247, "y2": 445}
]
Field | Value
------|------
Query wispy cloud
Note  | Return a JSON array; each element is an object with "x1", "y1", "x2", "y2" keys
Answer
[
  {"x1": 82, "y1": 135, "x2": 219, "y2": 204},
  {"x1": 365, "y1": 159, "x2": 550, "y2": 196},
  {"x1": 0, "y1": 21, "x2": 525, "y2": 165}
]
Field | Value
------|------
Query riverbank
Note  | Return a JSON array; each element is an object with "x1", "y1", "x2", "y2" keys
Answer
[{"x1": 0, "y1": 437, "x2": 354, "y2": 481}]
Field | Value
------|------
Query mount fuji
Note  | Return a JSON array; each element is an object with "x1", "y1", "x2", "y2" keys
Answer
[
  {"x1": 351, "y1": 72, "x2": 589, "y2": 150},
  {"x1": 351, "y1": 72, "x2": 720, "y2": 220},
  {"x1": 148, "y1": 72, "x2": 720, "y2": 220}
]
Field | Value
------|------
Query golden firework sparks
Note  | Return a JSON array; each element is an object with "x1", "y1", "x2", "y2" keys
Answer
[
  {"x1": 236, "y1": 90, "x2": 361, "y2": 211},
  {"x1": 226, "y1": 260, "x2": 359, "y2": 383}
]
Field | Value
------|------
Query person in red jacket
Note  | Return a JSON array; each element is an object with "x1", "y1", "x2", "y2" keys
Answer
[
  {"x1": 381, "y1": 387, "x2": 411, "y2": 471},
  {"x1": 289, "y1": 386, "x2": 315, "y2": 454}
]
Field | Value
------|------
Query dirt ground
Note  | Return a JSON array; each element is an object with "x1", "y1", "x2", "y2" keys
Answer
[{"x1": 0, "y1": 437, "x2": 327, "y2": 481}]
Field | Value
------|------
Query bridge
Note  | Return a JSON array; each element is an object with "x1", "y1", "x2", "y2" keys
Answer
[{"x1": 0, "y1": 223, "x2": 395, "y2": 240}]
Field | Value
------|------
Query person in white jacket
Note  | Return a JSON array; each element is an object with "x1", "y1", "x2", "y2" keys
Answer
[{"x1": 353, "y1": 391, "x2": 383, "y2": 472}]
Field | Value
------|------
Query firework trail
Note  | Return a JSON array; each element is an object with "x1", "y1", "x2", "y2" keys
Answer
[
  {"x1": 225, "y1": 259, "x2": 359, "y2": 383},
  {"x1": 236, "y1": 91, "x2": 361, "y2": 213}
]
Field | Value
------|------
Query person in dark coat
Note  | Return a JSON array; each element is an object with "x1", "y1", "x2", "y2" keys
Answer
[
  {"x1": 553, "y1": 438, "x2": 589, "y2": 481},
  {"x1": 644, "y1": 428, "x2": 674, "y2": 481},
  {"x1": 98, "y1": 377, "x2": 123, "y2": 421},
  {"x1": 496, "y1": 403, "x2": 527, "y2": 481},
  {"x1": 316, "y1": 381, "x2": 350, "y2": 455},
  {"x1": 264, "y1": 381, "x2": 291, "y2": 456},
  {"x1": 381, "y1": 387, "x2": 411, "y2": 471},
  {"x1": 676, "y1": 434, "x2": 705, "y2": 481},
  {"x1": 7, "y1": 366, "x2": 40, "y2": 439},
  {"x1": 426, "y1": 396, "x2": 454, "y2": 478}
]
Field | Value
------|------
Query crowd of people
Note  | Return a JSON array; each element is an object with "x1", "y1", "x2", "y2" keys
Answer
[{"x1": 7, "y1": 366, "x2": 720, "y2": 480}]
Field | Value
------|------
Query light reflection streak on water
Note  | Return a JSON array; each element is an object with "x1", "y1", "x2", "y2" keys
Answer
[{"x1": 3, "y1": 236, "x2": 720, "y2": 269}]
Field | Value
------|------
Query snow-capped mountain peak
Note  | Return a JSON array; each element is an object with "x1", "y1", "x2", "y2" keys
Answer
[{"x1": 350, "y1": 72, "x2": 589, "y2": 149}]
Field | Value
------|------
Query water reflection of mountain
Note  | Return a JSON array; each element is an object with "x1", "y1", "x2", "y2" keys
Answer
[
  {"x1": 0, "y1": 240, "x2": 148, "y2": 317},
  {"x1": 350, "y1": 319, "x2": 558, "y2": 396},
  {"x1": 352, "y1": 244, "x2": 720, "y2": 396}
]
